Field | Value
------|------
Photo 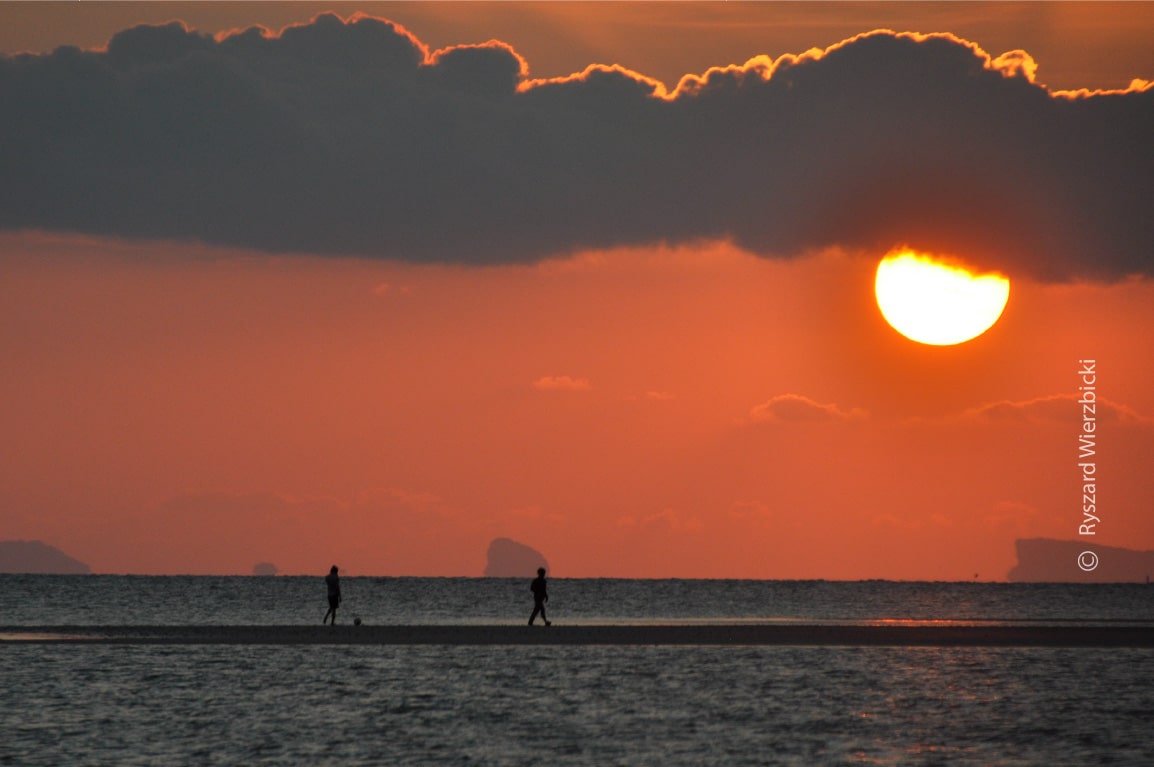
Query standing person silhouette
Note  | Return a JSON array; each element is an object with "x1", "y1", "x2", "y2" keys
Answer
[
  {"x1": 323, "y1": 565, "x2": 341, "y2": 625},
  {"x1": 528, "y1": 567, "x2": 551, "y2": 626}
]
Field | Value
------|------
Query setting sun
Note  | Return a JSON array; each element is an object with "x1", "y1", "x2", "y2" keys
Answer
[{"x1": 874, "y1": 249, "x2": 1010, "y2": 346}]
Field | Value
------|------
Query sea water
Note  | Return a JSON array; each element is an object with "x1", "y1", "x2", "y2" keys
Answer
[{"x1": 3, "y1": 576, "x2": 1154, "y2": 766}]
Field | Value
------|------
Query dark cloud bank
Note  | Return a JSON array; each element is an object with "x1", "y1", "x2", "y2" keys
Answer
[{"x1": 1, "y1": 14, "x2": 1151, "y2": 281}]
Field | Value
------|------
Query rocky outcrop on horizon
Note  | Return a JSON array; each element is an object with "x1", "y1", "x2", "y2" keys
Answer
[
  {"x1": 0, "y1": 540, "x2": 91, "y2": 574},
  {"x1": 1008, "y1": 538, "x2": 1154, "y2": 583},
  {"x1": 484, "y1": 537, "x2": 549, "y2": 577}
]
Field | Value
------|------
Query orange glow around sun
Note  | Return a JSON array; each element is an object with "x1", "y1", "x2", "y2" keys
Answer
[{"x1": 874, "y1": 249, "x2": 1010, "y2": 346}]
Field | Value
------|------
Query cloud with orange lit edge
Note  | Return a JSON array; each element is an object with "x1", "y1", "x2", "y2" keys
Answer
[{"x1": 0, "y1": 14, "x2": 1151, "y2": 281}]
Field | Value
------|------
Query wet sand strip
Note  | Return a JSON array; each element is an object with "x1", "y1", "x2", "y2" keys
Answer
[{"x1": 3, "y1": 624, "x2": 1154, "y2": 647}]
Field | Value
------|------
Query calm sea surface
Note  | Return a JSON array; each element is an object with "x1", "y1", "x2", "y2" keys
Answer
[{"x1": 3, "y1": 576, "x2": 1154, "y2": 766}]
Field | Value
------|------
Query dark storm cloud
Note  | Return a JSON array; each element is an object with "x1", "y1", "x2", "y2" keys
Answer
[{"x1": 1, "y1": 14, "x2": 1151, "y2": 280}]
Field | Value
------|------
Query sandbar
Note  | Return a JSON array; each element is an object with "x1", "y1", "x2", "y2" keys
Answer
[{"x1": 2, "y1": 624, "x2": 1153, "y2": 647}]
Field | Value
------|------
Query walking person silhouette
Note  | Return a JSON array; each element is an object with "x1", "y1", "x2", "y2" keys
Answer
[
  {"x1": 528, "y1": 567, "x2": 551, "y2": 626},
  {"x1": 323, "y1": 565, "x2": 341, "y2": 625}
]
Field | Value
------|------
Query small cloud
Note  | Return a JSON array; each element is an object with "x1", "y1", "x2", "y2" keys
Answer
[
  {"x1": 870, "y1": 512, "x2": 924, "y2": 531},
  {"x1": 986, "y1": 500, "x2": 1041, "y2": 534},
  {"x1": 623, "y1": 389, "x2": 675, "y2": 403},
  {"x1": 643, "y1": 507, "x2": 703, "y2": 533},
  {"x1": 533, "y1": 375, "x2": 591, "y2": 392},
  {"x1": 729, "y1": 500, "x2": 773, "y2": 524},
  {"x1": 749, "y1": 393, "x2": 867, "y2": 423},
  {"x1": 615, "y1": 508, "x2": 702, "y2": 533},
  {"x1": 370, "y1": 282, "x2": 413, "y2": 296},
  {"x1": 961, "y1": 395, "x2": 1154, "y2": 426},
  {"x1": 355, "y1": 486, "x2": 445, "y2": 513}
]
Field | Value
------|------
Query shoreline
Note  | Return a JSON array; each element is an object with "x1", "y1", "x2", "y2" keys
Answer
[{"x1": 3, "y1": 624, "x2": 1154, "y2": 647}]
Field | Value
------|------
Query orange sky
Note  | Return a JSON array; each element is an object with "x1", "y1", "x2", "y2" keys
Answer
[{"x1": 1, "y1": 3, "x2": 1152, "y2": 578}]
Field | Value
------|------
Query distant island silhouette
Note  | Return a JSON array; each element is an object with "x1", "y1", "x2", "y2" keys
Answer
[
  {"x1": 484, "y1": 537, "x2": 549, "y2": 577},
  {"x1": 0, "y1": 540, "x2": 91, "y2": 574},
  {"x1": 252, "y1": 562, "x2": 279, "y2": 576},
  {"x1": 1008, "y1": 538, "x2": 1154, "y2": 583}
]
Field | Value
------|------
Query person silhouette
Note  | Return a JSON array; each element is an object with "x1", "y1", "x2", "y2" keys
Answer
[
  {"x1": 528, "y1": 567, "x2": 551, "y2": 626},
  {"x1": 323, "y1": 565, "x2": 341, "y2": 625}
]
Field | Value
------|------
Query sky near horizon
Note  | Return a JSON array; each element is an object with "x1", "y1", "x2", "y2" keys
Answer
[{"x1": 1, "y1": 2, "x2": 1152, "y2": 579}]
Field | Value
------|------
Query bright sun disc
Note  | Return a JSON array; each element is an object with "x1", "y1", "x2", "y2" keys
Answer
[{"x1": 874, "y1": 250, "x2": 1010, "y2": 346}]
